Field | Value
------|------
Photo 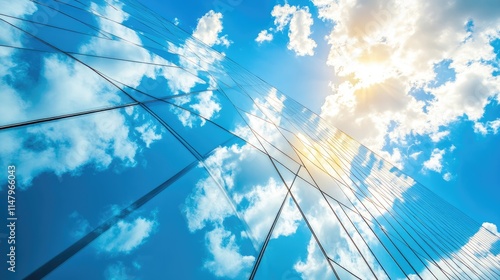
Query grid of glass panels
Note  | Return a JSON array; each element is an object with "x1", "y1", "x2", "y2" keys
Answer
[{"x1": 0, "y1": 0, "x2": 499, "y2": 279}]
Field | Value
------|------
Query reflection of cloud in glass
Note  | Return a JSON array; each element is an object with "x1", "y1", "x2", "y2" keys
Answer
[
  {"x1": 182, "y1": 89, "x2": 292, "y2": 278},
  {"x1": 0, "y1": 0, "x2": 175, "y2": 187},
  {"x1": 183, "y1": 174, "x2": 254, "y2": 278},
  {"x1": 294, "y1": 238, "x2": 332, "y2": 280},
  {"x1": 241, "y1": 178, "x2": 299, "y2": 241},
  {"x1": 291, "y1": 171, "x2": 387, "y2": 278},
  {"x1": 410, "y1": 222, "x2": 500, "y2": 279},
  {"x1": 97, "y1": 215, "x2": 158, "y2": 254},
  {"x1": 184, "y1": 174, "x2": 234, "y2": 232},
  {"x1": 271, "y1": 196, "x2": 302, "y2": 240},
  {"x1": 70, "y1": 206, "x2": 158, "y2": 256},
  {"x1": 135, "y1": 122, "x2": 163, "y2": 148},
  {"x1": 166, "y1": 39, "x2": 224, "y2": 127},
  {"x1": 232, "y1": 88, "x2": 286, "y2": 143},
  {"x1": 204, "y1": 227, "x2": 255, "y2": 278}
]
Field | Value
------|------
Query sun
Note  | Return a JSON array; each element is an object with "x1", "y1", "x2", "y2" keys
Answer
[{"x1": 351, "y1": 61, "x2": 392, "y2": 88}]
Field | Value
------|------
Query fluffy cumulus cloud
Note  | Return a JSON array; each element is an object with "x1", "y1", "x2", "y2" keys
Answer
[
  {"x1": 259, "y1": 4, "x2": 317, "y2": 56},
  {"x1": 204, "y1": 227, "x2": 256, "y2": 278},
  {"x1": 70, "y1": 207, "x2": 158, "y2": 257},
  {"x1": 97, "y1": 215, "x2": 158, "y2": 254},
  {"x1": 135, "y1": 122, "x2": 163, "y2": 148},
  {"x1": 188, "y1": 90, "x2": 222, "y2": 127},
  {"x1": 423, "y1": 148, "x2": 445, "y2": 173},
  {"x1": 255, "y1": 29, "x2": 273, "y2": 44},
  {"x1": 232, "y1": 87, "x2": 287, "y2": 146},
  {"x1": 294, "y1": 238, "x2": 333, "y2": 279},
  {"x1": 184, "y1": 172, "x2": 234, "y2": 232},
  {"x1": 193, "y1": 10, "x2": 231, "y2": 47},
  {"x1": 0, "y1": 2, "x2": 37, "y2": 124},
  {"x1": 183, "y1": 143, "x2": 290, "y2": 277},
  {"x1": 239, "y1": 178, "x2": 299, "y2": 242},
  {"x1": 287, "y1": 7, "x2": 317, "y2": 56},
  {"x1": 271, "y1": 4, "x2": 296, "y2": 31},
  {"x1": 314, "y1": 0, "x2": 500, "y2": 171},
  {"x1": 271, "y1": 196, "x2": 302, "y2": 239}
]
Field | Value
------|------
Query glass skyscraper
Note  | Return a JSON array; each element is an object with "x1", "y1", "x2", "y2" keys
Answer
[{"x1": 0, "y1": 0, "x2": 499, "y2": 279}]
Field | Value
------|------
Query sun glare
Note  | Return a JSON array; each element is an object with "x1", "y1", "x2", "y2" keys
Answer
[{"x1": 351, "y1": 62, "x2": 391, "y2": 88}]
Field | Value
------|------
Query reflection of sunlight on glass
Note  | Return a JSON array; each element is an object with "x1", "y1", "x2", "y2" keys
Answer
[{"x1": 296, "y1": 133, "x2": 318, "y2": 162}]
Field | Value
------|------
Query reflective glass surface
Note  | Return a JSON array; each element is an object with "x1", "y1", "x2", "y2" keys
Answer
[{"x1": 0, "y1": 0, "x2": 499, "y2": 279}]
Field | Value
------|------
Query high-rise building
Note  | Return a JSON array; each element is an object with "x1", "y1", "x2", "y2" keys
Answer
[{"x1": 1, "y1": 0, "x2": 499, "y2": 279}]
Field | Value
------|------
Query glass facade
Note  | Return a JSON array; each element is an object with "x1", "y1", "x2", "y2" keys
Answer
[{"x1": 0, "y1": 0, "x2": 499, "y2": 279}]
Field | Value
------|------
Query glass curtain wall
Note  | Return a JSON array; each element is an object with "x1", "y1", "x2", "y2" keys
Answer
[{"x1": 0, "y1": 0, "x2": 499, "y2": 279}]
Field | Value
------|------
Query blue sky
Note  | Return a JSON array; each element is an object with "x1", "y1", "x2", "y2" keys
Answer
[
  {"x1": 140, "y1": 0, "x2": 500, "y2": 229},
  {"x1": 0, "y1": 0, "x2": 499, "y2": 279}
]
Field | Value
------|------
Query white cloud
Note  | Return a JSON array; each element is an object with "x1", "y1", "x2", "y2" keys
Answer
[
  {"x1": 135, "y1": 122, "x2": 163, "y2": 148},
  {"x1": 184, "y1": 133, "x2": 290, "y2": 244},
  {"x1": 316, "y1": 0, "x2": 500, "y2": 167},
  {"x1": 193, "y1": 10, "x2": 231, "y2": 47},
  {"x1": 430, "y1": 130, "x2": 450, "y2": 142},
  {"x1": 97, "y1": 215, "x2": 157, "y2": 254},
  {"x1": 271, "y1": 196, "x2": 302, "y2": 239},
  {"x1": 474, "y1": 122, "x2": 488, "y2": 135},
  {"x1": 291, "y1": 179, "x2": 387, "y2": 279},
  {"x1": 423, "y1": 148, "x2": 445, "y2": 173},
  {"x1": 2, "y1": 0, "x2": 37, "y2": 18},
  {"x1": 255, "y1": 30, "x2": 273, "y2": 44},
  {"x1": 240, "y1": 178, "x2": 295, "y2": 242},
  {"x1": 271, "y1": 4, "x2": 296, "y2": 31},
  {"x1": 0, "y1": 0, "x2": 37, "y2": 124},
  {"x1": 443, "y1": 172, "x2": 452, "y2": 181},
  {"x1": 287, "y1": 7, "x2": 317, "y2": 56},
  {"x1": 182, "y1": 89, "x2": 292, "y2": 277},
  {"x1": 7, "y1": 108, "x2": 139, "y2": 188},
  {"x1": 204, "y1": 227, "x2": 255, "y2": 278},
  {"x1": 269, "y1": 4, "x2": 317, "y2": 56},
  {"x1": 294, "y1": 238, "x2": 333, "y2": 280},
  {"x1": 491, "y1": 119, "x2": 500, "y2": 134},
  {"x1": 184, "y1": 175, "x2": 234, "y2": 232},
  {"x1": 188, "y1": 91, "x2": 222, "y2": 126}
]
